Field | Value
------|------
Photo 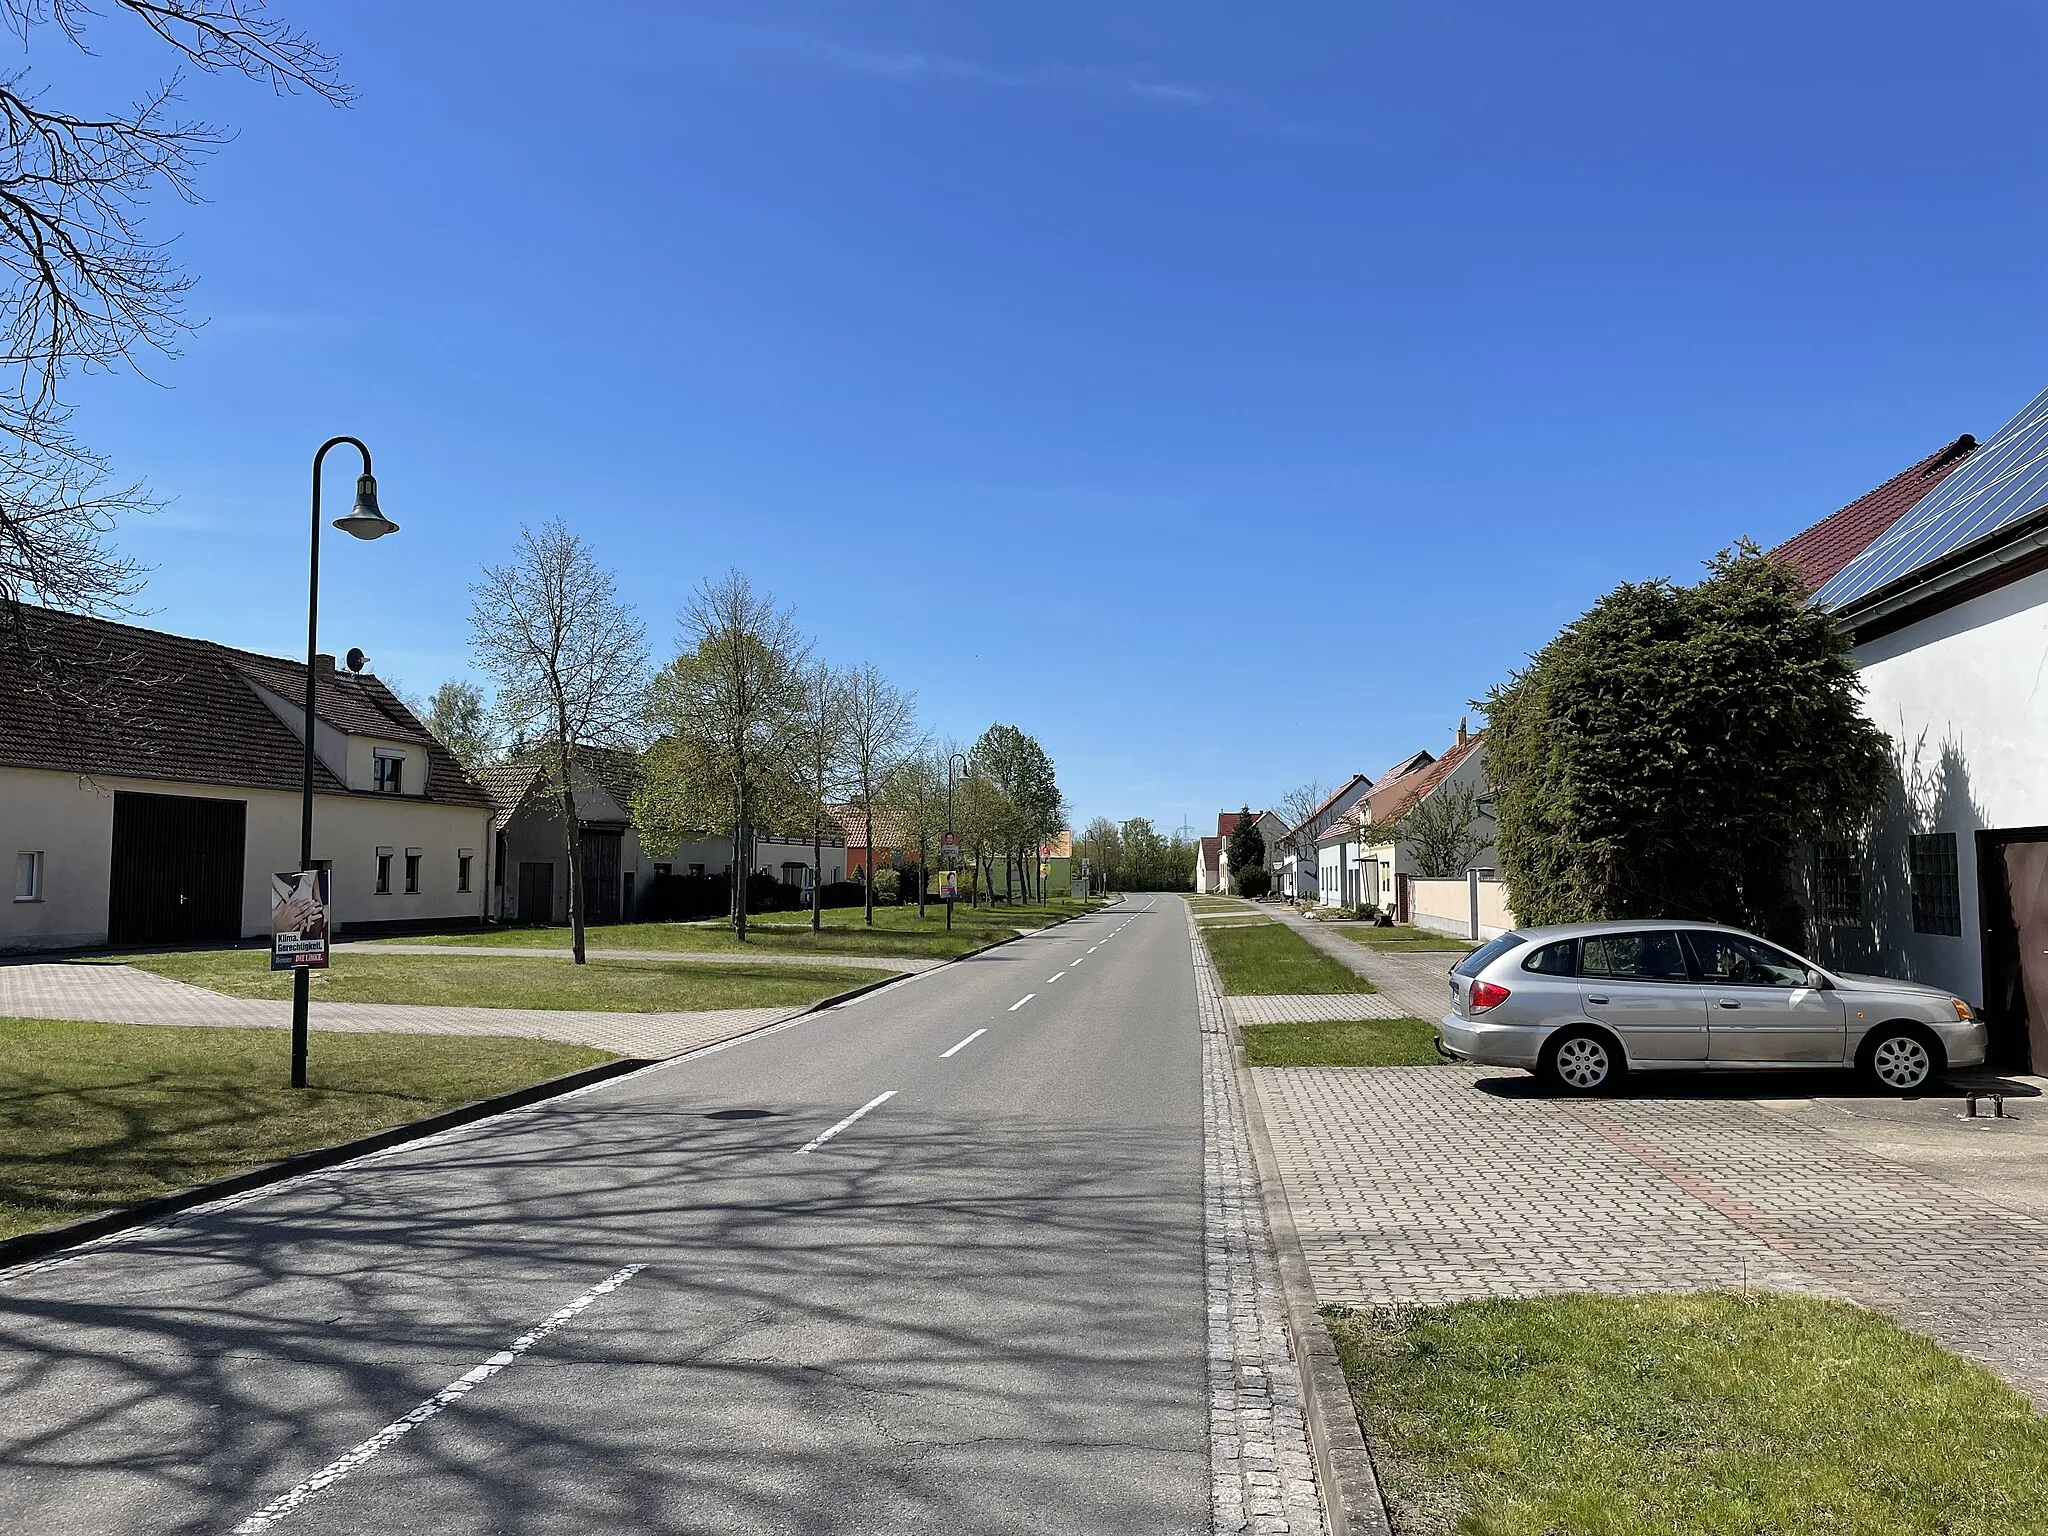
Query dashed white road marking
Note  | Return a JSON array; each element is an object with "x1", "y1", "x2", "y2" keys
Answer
[
  {"x1": 1047, "y1": 972, "x2": 1064, "y2": 983},
  {"x1": 940, "y1": 1028, "x2": 986, "y2": 1058},
  {"x1": 232, "y1": 1264, "x2": 646, "y2": 1533},
  {"x1": 1088, "y1": 945, "x2": 1099, "y2": 953},
  {"x1": 798, "y1": 1090, "x2": 898, "y2": 1153},
  {"x1": 1009, "y1": 993, "x2": 1036, "y2": 1011}
]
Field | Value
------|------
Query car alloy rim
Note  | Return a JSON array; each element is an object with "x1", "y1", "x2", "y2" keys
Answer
[
  {"x1": 1557, "y1": 1037, "x2": 1609, "y2": 1089},
  {"x1": 1872, "y1": 1035, "x2": 1930, "y2": 1089}
]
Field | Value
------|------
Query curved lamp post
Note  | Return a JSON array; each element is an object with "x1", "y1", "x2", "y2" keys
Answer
[
  {"x1": 945, "y1": 752, "x2": 969, "y2": 932},
  {"x1": 293, "y1": 436, "x2": 397, "y2": 1088}
]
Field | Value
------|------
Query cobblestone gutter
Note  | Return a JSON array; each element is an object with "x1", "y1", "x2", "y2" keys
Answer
[{"x1": 1192, "y1": 905, "x2": 1328, "y2": 1535}]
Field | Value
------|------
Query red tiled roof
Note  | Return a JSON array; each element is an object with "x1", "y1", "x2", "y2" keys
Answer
[
  {"x1": 1217, "y1": 812, "x2": 1241, "y2": 838},
  {"x1": 1366, "y1": 734, "x2": 1483, "y2": 826},
  {"x1": 1283, "y1": 775, "x2": 1372, "y2": 839},
  {"x1": 1771, "y1": 434, "x2": 1977, "y2": 592},
  {"x1": 1199, "y1": 835, "x2": 1220, "y2": 871}
]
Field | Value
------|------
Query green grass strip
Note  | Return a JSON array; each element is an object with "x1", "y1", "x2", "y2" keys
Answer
[
  {"x1": 0, "y1": 1017, "x2": 611, "y2": 1239},
  {"x1": 1241, "y1": 1017, "x2": 1441, "y2": 1066},
  {"x1": 1204, "y1": 923, "x2": 1374, "y2": 995},
  {"x1": 1327, "y1": 1292, "x2": 2048, "y2": 1535}
]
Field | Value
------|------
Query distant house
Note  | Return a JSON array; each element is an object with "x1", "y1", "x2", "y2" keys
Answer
[
  {"x1": 1, "y1": 606, "x2": 493, "y2": 952},
  {"x1": 1196, "y1": 835, "x2": 1224, "y2": 894},
  {"x1": 481, "y1": 748, "x2": 652, "y2": 925},
  {"x1": 1325, "y1": 727, "x2": 1493, "y2": 920},
  {"x1": 1278, "y1": 774, "x2": 1375, "y2": 902},
  {"x1": 826, "y1": 803, "x2": 913, "y2": 881},
  {"x1": 1213, "y1": 809, "x2": 1287, "y2": 893},
  {"x1": 1779, "y1": 403, "x2": 2048, "y2": 1068}
]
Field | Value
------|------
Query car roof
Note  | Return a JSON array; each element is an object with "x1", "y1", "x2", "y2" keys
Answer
[{"x1": 1509, "y1": 920, "x2": 1758, "y2": 941}]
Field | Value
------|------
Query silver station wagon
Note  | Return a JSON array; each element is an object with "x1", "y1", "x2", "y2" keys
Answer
[{"x1": 1437, "y1": 920, "x2": 1987, "y2": 1094}]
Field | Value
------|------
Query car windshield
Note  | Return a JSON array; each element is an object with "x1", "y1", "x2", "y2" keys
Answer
[{"x1": 1453, "y1": 931, "x2": 1526, "y2": 977}]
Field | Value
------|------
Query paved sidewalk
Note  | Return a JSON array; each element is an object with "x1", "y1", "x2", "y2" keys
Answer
[
  {"x1": 1228, "y1": 992, "x2": 1409, "y2": 1025},
  {"x1": 1188, "y1": 909, "x2": 1326, "y2": 1534},
  {"x1": 1255, "y1": 1063, "x2": 2048, "y2": 1408},
  {"x1": 346, "y1": 942, "x2": 939, "y2": 972},
  {"x1": 0, "y1": 961, "x2": 816, "y2": 1059}
]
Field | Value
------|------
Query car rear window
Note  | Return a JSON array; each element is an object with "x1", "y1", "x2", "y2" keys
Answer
[
  {"x1": 1453, "y1": 931, "x2": 1526, "y2": 977},
  {"x1": 1522, "y1": 939, "x2": 1577, "y2": 975}
]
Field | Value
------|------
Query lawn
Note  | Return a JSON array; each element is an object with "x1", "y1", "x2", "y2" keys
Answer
[
  {"x1": 1327, "y1": 1292, "x2": 2048, "y2": 1536},
  {"x1": 1241, "y1": 1017, "x2": 1441, "y2": 1066},
  {"x1": 0, "y1": 1016, "x2": 611, "y2": 1239},
  {"x1": 1203, "y1": 923, "x2": 1374, "y2": 995},
  {"x1": 1187, "y1": 896, "x2": 1255, "y2": 915},
  {"x1": 119, "y1": 950, "x2": 886, "y2": 1013},
  {"x1": 372, "y1": 897, "x2": 1101, "y2": 961},
  {"x1": 1336, "y1": 923, "x2": 1474, "y2": 951}
]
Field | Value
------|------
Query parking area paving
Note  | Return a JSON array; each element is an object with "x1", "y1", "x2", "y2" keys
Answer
[
  {"x1": 1254, "y1": 1061, "x2": 2048, "y2": 1408},
  {"x1": 1227, "y1": 992, "x2": 1409, "y2": 1025},
  {"x1": 0, "y1": 960, "x2": 811, "y2": 1059}
]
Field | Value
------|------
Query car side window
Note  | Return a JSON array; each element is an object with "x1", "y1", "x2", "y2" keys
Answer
[
  {"x1": 1522, "y1": 939, "x2": 1577, "y2": 976},
  {"x1": 1681, "y1": 932, "x2": 1808, "y2": 989},
  {"x1": 1580, "y1": 931, "x2": 1689, "y2": 982}
]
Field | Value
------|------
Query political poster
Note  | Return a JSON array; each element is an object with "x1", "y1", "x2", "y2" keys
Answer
[{"x1": 270, "y1": 868, "x2": 331, "y2": 971}]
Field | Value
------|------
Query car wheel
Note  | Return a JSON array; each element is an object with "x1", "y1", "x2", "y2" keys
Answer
[
  {"x1": 1541, "y1": 1029, "x2": 1621, "y2": 1095},
  {"x1": 1863, "y1": 1025, "x2": 1943, "y2": 1094}
]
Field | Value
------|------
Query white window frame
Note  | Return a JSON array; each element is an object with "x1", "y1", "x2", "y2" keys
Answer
[
  {"x1": 373, "y1": 750, "x2": 406, "y2": 795},
  {"x1": 457, "y1": 849, "x2": 474, "y2": 893},
  {"x1": 376, "y1": 846, "x2": 394, "y2": 895},
  {"x1": 404, "y1": 847, "x2": 423, "y2": 895},
  {"x1": 14, "y1": 849, "x2": 43, "y2": 902}
]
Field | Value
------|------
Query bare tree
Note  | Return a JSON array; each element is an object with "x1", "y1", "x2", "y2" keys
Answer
[
  {"x1": 1277, "y1": 779, "x2": 1332, "y2": 900},
  {"x1": 1391, "y1": 779, "x2": 1491, "y2": 880},
  {"x1": 791, "y1": 661, "x2": 851, "y2": 933},
  {"x1": 639, "y1": 570, "x2": 807, "y2": 943},
  {"x1": 470, "y1": 521, "x2": 647, "y2": 964},
  {"x1": 0, "y1": 2, "x2": 346, "y2": 699},
  {"x1": 843, "y1": 663, "x2": 915, "y2": 926}
]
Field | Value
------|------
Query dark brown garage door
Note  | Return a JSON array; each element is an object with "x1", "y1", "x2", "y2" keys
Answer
[{"x1": 107, "y1": 791, "x2": 247, "y2": 946}]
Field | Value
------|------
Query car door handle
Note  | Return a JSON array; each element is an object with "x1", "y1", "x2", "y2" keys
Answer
[
  {"x1": 1716, "y1": 1000, "x2": 1741, "y2": 1009},
  {"x1": 1586, "y1": 995, "x2": 1609, "y2": 1006}
]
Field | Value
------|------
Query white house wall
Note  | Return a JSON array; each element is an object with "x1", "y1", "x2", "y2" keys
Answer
[
  {"x1": 1827, "y1": 565, "x2": 2048, "y2": 1006},
  {"x1": 2, "y1": 765, "x2": 490, "y2": 950}
]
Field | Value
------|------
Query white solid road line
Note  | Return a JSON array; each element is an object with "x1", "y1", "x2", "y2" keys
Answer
[
  {"x1": 798, "y1": 1090, "x2": 898, "y2": 1154},
  {"x1": 1009, "y1": 993, "x2": 1035, "y2": 1011},
  {"x1": 233, "y1": 1264, "x2": 647, "y2": 1533},
  {"x1": 940, "y1": 1028, "x2": 987, "y2": 1058}
]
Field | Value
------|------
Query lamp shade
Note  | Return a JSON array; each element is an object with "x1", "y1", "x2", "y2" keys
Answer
[{"x1": 332, "y1": 473, "x2": 398, "y2": 540}]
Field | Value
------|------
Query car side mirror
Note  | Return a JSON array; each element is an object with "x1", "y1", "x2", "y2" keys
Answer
[{"x1": 1806, "y1": 970, "x2": 1829, "y2": 990}]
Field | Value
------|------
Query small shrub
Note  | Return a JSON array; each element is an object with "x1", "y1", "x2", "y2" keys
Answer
[
  {"x1": 869, "y1": 867, "x2": 901, "y2": 904},
  {"x1": 817, "y1": 880, "x2": 865, "y2": 909},
  {"x1": 1235, "y1": 866, "x2": 1273, "y2": 898}
]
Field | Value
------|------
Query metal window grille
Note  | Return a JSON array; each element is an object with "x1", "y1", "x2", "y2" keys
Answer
[
  {"x1": 1909, "y1": 832, "x2": 1962, "y2": 936},
  {"x1": 1816, "y1": 840, "x2": 1864, "y2": 925}
]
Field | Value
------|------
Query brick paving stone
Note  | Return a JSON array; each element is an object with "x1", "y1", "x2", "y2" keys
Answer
[
  {"x1": 1191, "y1": 909, "x2": 1327, "y2": 1535},
  {"x1": 1229, "y1": 993, "x2": 1409, "y2": 1025},
  {"x1": 0, "y1": 959, "x2": 817, "y2": 1058},
  {"x1": 1255, "y1": 1063, "x2": 2048, "y2": 1408}
]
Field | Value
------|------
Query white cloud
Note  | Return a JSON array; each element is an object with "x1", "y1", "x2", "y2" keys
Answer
[{"x1": 794, "y1": 34, "x2": 1214, "y2": 110}]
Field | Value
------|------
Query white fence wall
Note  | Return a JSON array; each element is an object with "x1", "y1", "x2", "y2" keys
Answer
[{"x1": 1410, "y1": 875, "x2": 1518, "y2": 941}]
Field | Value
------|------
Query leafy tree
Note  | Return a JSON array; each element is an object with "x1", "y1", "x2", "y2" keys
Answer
[
  {"x1": 971, "y1": 723, "x2": 1062, "y2": 903},
  {"x1": 790, "y1": 662, "x2": 851, "y2": 932},
  {"x1": 1077, "y1": 815, "x2": 1123, "y2": 893},
  {"x1": 1483, "y1": 544, "x2": 1889, "y2": 944},
  {"x1": 420, "y1": 680, "x2": 497, "y2": 771},
  {"x1": 1391, "y1": 779, "x2": 1489, "y2": 879},
  {"x1": 882, "y1": 746, "x2": 948, "y2": 919},
  {"x1": 470, "y1": 522, "x2": 647, "y2": 963},
  {"x1": 637, "y1": 571, "x2": 807, "y2": 943},
  {"x1": 1226, "y1": 806, "x2": 1266, "y2": 886}
]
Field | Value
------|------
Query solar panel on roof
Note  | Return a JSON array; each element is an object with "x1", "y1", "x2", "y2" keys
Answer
[{"x1": 1813, "y1": 384, "x2": 2048, "y2": 612}]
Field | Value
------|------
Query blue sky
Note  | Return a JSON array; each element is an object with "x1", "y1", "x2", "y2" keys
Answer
[{"x1": 39, "y1": 1, "x2": 2048, "y2": 836}]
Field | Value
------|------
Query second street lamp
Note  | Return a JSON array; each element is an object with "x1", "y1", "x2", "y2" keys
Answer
[
  {"x1": 945, "y1": 752, "x2": 968, "y2": 932},
  {"x1": 292, "y1": 435, "x2": 397, "y2": 1089}
]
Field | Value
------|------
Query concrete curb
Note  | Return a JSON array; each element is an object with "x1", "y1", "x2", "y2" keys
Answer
[
  {"x1": 0, "y1": 1054, "x2": 654, "y2": 1271},
  {"x1": 1198, "y1": 912, "x2": 1396, "y2": 1536}
]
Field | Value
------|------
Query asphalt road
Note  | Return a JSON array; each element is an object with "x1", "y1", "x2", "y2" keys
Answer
[{"x1": 0, "y1": 898, "x2": 1206, "y2": 1535}]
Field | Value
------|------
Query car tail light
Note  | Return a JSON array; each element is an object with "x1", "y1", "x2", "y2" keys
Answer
[{"x1": 1469, "y1": 980, "x2": 1511, "y2": 1014}]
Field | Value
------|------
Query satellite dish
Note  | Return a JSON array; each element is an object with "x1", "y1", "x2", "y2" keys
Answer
[{"x1": 345, "y1": 647, "x2": 368, "y2": 673}]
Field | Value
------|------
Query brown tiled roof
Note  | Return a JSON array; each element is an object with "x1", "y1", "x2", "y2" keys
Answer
[
  {"x1": 1217, "y1": 811, "x2": 1242, "y2": 838},
  {"x1": 1770, "y1": 434, "x2": 1978, "y2": 592},
  {"x1": 480, "y1": 747, "x2": 645, "y2": 830},
  {"x1": 1199, "y1": 835, "x2": 1220, "y2": 871},
  {"x1": 826, "y1": 801, "x2": 911, "y2": 849},
  {"x1": 1284, "y1": 774, "x2": 1372, "y2": 840},
  {"x1": 1365, "y1": 734, "x2": 1483, "y2": 826},
  {"x1": 0, "y1": 604, "x2": 490, "y2": 807}
]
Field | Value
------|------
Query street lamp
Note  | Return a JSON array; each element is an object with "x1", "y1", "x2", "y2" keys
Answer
[
  {"x1": 293, "y1": 436, "x2": 396, "y2": 1088},
  {"x1": 946, "y1": 752, "x2": 968, "y2": 932}
]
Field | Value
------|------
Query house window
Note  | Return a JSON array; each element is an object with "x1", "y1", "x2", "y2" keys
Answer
[
  {"x1": 375, "y1": 847, "x2": 393, "y2": 894},
  {"x1": 654, "y1": 863, "x2": 672, "y2": 877},
  {"x1": 405, "y1": 849, "x2": 422, "y2": 894},
  {"x1": 687, "y1": 863, "x2": 705, "y2": 878},
  {"x1": 458, "y1": 850, "x2": 474, "y2": 893},
  {"x1": 14, "y1": 850, "x2": 42, "y2": 901},
  {"x1": 1909, "y1": 833, "x2": 1962, "y2": 937},
  {"x1": 1816, "y1": 840, "x2": 1863, "y2": 925},
  {"x1": 373, "y1": 751, "x2": 405, "y2": 794}
]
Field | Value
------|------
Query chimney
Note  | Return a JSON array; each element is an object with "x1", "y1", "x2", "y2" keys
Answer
[
  {"x1": 314, "y1": 652, "x2": 337, "y2": 673},
  {"x1": 1456, "y1": 717, "x2": 1468, "y2": 748}
]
